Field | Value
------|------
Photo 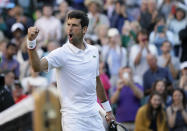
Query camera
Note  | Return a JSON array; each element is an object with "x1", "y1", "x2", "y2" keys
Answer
[
  {"x1": 123, "y1": 72, "x2": 129, "y2": 79},
  {"x1": 157, "y1": 25, "x2": 165, "y2": 33}
]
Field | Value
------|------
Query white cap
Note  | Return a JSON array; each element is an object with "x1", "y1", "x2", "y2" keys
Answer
[
  {"x1": 11, "y1": 23, "x2": 24, "y2": 32},
  {"x1": 108, "y1": 28, "x2": 119, "y2": 37},
  {"x1": 180, "y1": 61, "x2": 187, "y2": 70}
]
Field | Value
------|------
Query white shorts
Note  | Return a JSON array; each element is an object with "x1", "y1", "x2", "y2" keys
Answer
[{"x1": 61, "y1": 113, "x2": 105, "y2": 131}]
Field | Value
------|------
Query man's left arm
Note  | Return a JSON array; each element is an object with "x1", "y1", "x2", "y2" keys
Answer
[{"x1": 96, "y1": 76, "x2": 115, "y2": 123}]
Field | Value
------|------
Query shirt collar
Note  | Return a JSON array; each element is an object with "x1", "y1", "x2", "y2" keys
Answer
[{"x1": 67, "y1": 40, "x2": 88, "y2": 54}]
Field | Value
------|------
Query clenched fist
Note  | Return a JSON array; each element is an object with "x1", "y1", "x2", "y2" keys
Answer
[{"x1": 27, "y1": 27, "x2": 39, "y2": 41}]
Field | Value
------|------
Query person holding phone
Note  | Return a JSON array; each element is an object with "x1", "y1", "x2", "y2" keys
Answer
[
  {"x1": 110, "y1": 66, "x2": 143, "y2": 131},
  {"x1": 129, "y1": 29, "x2": 157, "y2": 85},
  {"x1": 149, "y1": 16, "x2": 175, "y2": 55}
]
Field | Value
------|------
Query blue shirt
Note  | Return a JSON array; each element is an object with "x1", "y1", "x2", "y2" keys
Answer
[
  {"x1": 0, "y1": 55, "x2": 20, "y2": 78},
  {"x1": 143, "y1": 67, "x2": 173, "y2": 93},
  {"x1": 114, "y1": 83, "x2": 143, "y2": 122}
]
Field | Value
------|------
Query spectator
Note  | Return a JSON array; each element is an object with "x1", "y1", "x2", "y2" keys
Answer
[
  {"x1": 5, "y1": 6, "x2": 33, "y2": 37},
  {"x1": 10, "y1": 22, "x2": 25, "y2": 49},
  {"x1": 125, "y1": 0, "x2": 141, "y2": 21},
  {"x1": 56, "y1": 2, "x2": 70, "y2": 23},
  {"x1": 166, "y1": 88, "x2": 187, "y2": 131},
  {"x1": 21, "y1": 67, "x2": 48, "y2": 94},
  {"x1": 3, "y1": 70, "x2": 15, "y2": 93},
  {"x1": 129, "y1": 29, "x2": 157, "y2": 85},
  {"x1": 35, "y1": 4, "x2": 62, "y2": 47},
  {"x1": 12, "y1": 80, "x2": 27, "y2": 103},
  {"x1": 121, "y1": 20, "x2": 138, "y2": 48},
  {"x1": 0, "y1": 16, "x2": 8, "y2": 36},
  {"x1": 158, "y1": 0, "x2": 175, "y2": 19},
  {"x1": 139, "y1": 0, "x2": 159, "y2": 34},
  {"x1": 149, "y1": 16, "x2": 175, "y2": 54},
  {"x1": 143, "y1": 54, "x2": 173, "y2": 96},
  {"x1": 178, "y1": 61, "x2": 187, "y2": 98},
  {"x1": 179, "y1": 25, "x2": 187, "y2": 62},
  {"x1": 0, "y1": 43, "x2": 20, "y2": 78},
  {"x1": 0, "y1": 74, "x2": 15, "y2": 112},
  {"x1": 99, "y1": 57, "x2": 111, "y2": 98},
  {"x1": 110, "y1": 0, "x2": 131, "y2": 33},
  {"x1": 95, "y1": 24, "x2": 109, "y2": 46},
  {"x1": 102, "y1": 28, "x2": 127, "y2": 89},
  {"x1": 157, "y1": 41, "x2": 180, "y2": 79},
  {"x1": 167, "y1": 7, "x2": 187, "y2": 56},
  {"x1": 103, "y1": 0, "x2": 116, "y2": 21},
  {"x1": 110, "y1": 67, "x2": 143, "y2": 131},
  {"x1": 16, "y1": 37, "x2": 30, "y2": 80},
  {"x1": 33, "y1": 8, "x2": 42, "y2": 21},
  {"x1": 85, "y1": 0, "x2": 110, "y2": 35},
  {"x1": 0, "y1": 39, "x2": 8, "y2": 56},
  {"x1": 72, "y1": 0, "x2": 87, "y2": 12},
  {"x1": 55, "y1": 1, "x2": 70, "y2": 43},
  {"x1": 135, "y1": 91, "x2": 168, "y2": 131},
  {"x1": 142, "y1": 79, "x2": 172, "y2": 108}
]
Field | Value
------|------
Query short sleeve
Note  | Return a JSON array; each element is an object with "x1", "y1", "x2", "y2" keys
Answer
[{"x1": 44, "y1": 48, "x2": 65, "y2": 72}]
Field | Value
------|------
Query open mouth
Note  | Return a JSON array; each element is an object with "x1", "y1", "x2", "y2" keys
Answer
[{"x1": 69, "y1": 34, "x2": 73, "y2": 40}]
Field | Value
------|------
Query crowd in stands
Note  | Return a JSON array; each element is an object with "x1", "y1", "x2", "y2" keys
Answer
[{"x1": 0, "y1": 0, "x2": 187, "y2": 131}]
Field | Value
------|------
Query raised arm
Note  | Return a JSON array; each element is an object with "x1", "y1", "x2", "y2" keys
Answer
[{"x1": 27, "y1": 27, "x2": 48, "y2": 72}]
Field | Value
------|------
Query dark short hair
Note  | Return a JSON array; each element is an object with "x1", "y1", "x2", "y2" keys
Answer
[
  {"x1": 43, "y1": 3, "x2": 53, "y2": 9},
  {"x1": 6, "y1": 42, "x2": 17, "y2": 49},
  {"x1": 172, "y1": 88, "x2": 186, "y2": 109},
  {"x1": 136, "y1": 29, "x2": 148, "y2": 43},
  {"x1": 67, "y1": 10, "x2": 89, "y2": 28}
]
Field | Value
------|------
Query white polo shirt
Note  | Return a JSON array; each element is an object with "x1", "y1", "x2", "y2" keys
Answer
[{"x1": 45, "y1": 41, "x2": 99, "y2": 118}]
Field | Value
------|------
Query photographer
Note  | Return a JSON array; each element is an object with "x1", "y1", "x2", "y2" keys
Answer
[
  {"x1": 110, "y1": 66, "x2": 143, "y2": 131},
  {"x1": 149, "y1": 16, "x2": 175, "y2": 55}
]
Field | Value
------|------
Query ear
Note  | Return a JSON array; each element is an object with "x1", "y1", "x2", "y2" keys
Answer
[{"x1": 82, "y1": 26, "x2": 88, "y2": 34}]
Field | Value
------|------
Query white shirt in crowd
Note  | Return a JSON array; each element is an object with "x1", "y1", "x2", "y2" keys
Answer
[
  {"x1": 35, "y1": 16, "x2": 62, "y2": 42},
  {"x1": 157, "y1": 55, "x2": 180, "y2": 70},
  {"x1": 129, "y1": 44, "x2": 158, "y2": 85},
  {"x1": 45, "y1": 41, "x2": 100, "y2": 118}
]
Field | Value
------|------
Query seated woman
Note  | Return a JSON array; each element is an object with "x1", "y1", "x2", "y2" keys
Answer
[
  {"x1": 166, "y1": 88, "x2": 187, "y2": 131},
  {"x1": 135, "y1": 91, "x2": 168, "y2": 131}
]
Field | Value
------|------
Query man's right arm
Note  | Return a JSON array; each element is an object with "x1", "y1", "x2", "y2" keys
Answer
[
  {"x1": 27, "y1": 27, "x2": 48, "y2": 72},
  {"x1": 28, "y1": 49, "x2": 48, "y2": 72}
]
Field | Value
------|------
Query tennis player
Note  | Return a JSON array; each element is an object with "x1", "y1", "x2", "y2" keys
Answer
[{"x1": 27, "y1": 10, "x2": 115, "y2": 131}]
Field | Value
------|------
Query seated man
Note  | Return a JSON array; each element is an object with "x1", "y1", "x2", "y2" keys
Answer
[
  {"x1": 110, "y1": 66, "x2": 143, "y2": 131},
  {"x1": 143, "y1": 54, "x2": 173, "y2": 96}
]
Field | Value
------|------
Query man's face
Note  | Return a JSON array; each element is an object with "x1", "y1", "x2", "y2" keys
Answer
[
  {"x1": 88, "y1": 2, "x2": 98, "y2": 14},
  {"x1": 5, "y1": 72, "x2": 15, "y2": 86},
  {"x1": 66, "y1": 18, "x2": 87, "y2": 43},
  {"x1": 161, "y1": 42, "x2": 171, "y2": 53},
  {"x1": 43, "y1": 6, "x2": 52, "y2": 17},
  {"x1": 147, "y1": 55, "x2": 157, "y2": 69},
  {"x1": 7, "y1": 45, "x2": 17, "y2": 58}
]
